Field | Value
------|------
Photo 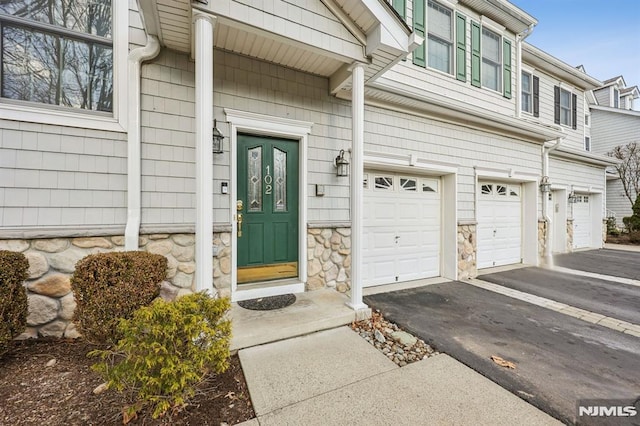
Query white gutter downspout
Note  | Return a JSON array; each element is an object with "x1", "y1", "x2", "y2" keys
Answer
[
  {"x1": 541, "y1": 137, "x2": 563, "y2": 266},
  {"x1": 124, "y1": 35, "x2": 161, "y2": 250},
  {"x1": 515, "y1": 24, "x2": 534, "y2": 118}
]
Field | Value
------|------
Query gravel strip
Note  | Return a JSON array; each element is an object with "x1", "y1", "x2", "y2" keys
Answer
[{"x1": 351, "y1": 310, "x2": 438, "y2": 367}]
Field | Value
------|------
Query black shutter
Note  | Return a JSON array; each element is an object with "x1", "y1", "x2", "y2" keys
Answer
[
  {"x1": 553, "y1": 86, "x2": 560, "y2": 124},
  {"x1": 533, "y1": 76, "x2": 540, "y2": 117},
  {"x1": 572, "y1": 93, "x2": 577, "y2": 130}
]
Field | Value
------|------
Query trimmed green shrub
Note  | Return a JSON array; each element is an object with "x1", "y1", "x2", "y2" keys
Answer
[
  {"x1": 71, "y1": 251, "x2": 167, "y2": 344},
  {"x1": 90, "y1": 293, "x2": 231, "y2": 420},
  {"x1": 606, "y1": 216, "x2": 619, "y2": 236},
  {"x1": 623, "y1": 195, "x2": 640, "y2": 232},
  {"x1": 0, "y1": 251, "x2": 29, "y2": 355}
]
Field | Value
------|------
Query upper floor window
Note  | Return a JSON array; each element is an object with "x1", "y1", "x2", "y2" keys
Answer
[
  {"x1": 481, "y1": 27, "x2": 501, "y2": 91},
  {"x1": 560, "y1": 89, "x2": 571, "y2": 126},
  {"x1": 554, "y1": 85, "x2": 577, "y2": 129},
  {"x1": 427, "y1": 1, "x2": 453, "y2": 74},
  {"x1": 0, "y1": 0, "x2": 113, "y2": 113},
  {"x1": 584, "y1": 136, "x2": 591, "y2": 152},
  {"x1": 389, "y1": 0, "x2": 406, "y2": 18},
  {"x1": 613, "y1": 87, "x2": 619, "y2": 108},
  {"x1": 521, "y1": 71, "x2": 532, "y2": 113}
]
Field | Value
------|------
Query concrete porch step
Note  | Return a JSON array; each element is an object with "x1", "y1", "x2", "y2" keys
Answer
[{"x1": 229, "y1": 289, "x2": 359, "y2": 352}]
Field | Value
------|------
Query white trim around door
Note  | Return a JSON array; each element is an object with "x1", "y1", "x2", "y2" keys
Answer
[{"x1": 225, "y1": 109, "x2": 312, "y2": 302}]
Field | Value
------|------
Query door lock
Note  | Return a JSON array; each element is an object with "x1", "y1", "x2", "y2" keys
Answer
[{"x1": 236, "y1": 200, "x2": 244, "y2": 237}]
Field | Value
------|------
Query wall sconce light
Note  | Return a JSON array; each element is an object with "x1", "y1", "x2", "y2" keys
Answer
[
  {"x1": 334, "y1": 149, "x2": 349, "y2": 177},
  {"x1": 539, "y1": 176, "x2": 551, "y2": 193},
  {"x1": 568, "y1": 190, "x2": 577, "y2": 203},
  {"x1": 212, "y1": 119, "x2": 224, "y2": 154}
]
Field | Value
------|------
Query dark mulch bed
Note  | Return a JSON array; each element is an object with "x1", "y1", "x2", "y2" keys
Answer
[
  {"x1": 0, "y1": 338, "x2": 254, "y2": 426},
  {"x1": 606, "y1": 234, "x2": 640, "y2": 245}
]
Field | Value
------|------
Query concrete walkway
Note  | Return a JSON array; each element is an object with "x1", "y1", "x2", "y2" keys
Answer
[{"x1": 238, "y1": 327, "x2": 559, "y2": 425}]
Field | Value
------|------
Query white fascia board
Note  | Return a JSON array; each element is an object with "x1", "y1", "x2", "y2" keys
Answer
[
  {"x1": 364, "y1": 151, "x2": 459, "y2": 175},
  {"x1": 550, "y1": 147, "x2": 619, "y2": 167},
  {"x1": 474, "y1": 166, "x2": 539, "y2": 182},
  {"x1": 523, "y1": 43, "x2": 601, "y2": 90},
  {"x1": 590, "y1": 105, "x2": 640, "y2": 117},
  {"x1": 362, "y1": 0, "x2": 411, "y2": 54}
]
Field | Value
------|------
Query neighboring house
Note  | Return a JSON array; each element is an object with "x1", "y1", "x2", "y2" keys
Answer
[
  {"x1": 0, "y1": 0, "x2": 615, "y2": 337},
  {"x1": 588, "y1": 76, "x2": 640, "y2": 228}
]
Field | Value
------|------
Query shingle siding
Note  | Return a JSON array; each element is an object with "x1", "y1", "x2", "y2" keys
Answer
[{"x1": 0, "y1": 120, "x2": 127, "y2": 229}]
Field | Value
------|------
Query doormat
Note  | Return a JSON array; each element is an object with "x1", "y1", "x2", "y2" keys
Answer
[{"x1": 238, "y1": 294, "x2": 296, "y2": 311}]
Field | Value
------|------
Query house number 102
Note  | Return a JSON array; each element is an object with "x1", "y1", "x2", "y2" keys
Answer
[{"x1": 265, "y1": 165, "x2": 273, "y2": 195}]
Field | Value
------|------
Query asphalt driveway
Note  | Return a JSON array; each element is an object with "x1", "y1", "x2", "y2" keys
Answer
[
  {"x1": 365, "y1": 282, "x2": 640, "y2": 425},
  {"x1": 480, "y1": 267, "x2": 640, "y2": 325},
  {"x1": 554, "y1": 249, "x2": 640, "y2": 280}
]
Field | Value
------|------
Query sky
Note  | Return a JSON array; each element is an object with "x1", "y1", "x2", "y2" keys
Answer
[{"x1": 509, "y1": 0, "x2": 640, "y2": 87}]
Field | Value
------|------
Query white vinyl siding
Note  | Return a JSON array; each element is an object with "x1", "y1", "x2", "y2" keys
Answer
[
  {"x1": 590, "y1": 109, "x2": 640, "y2": 154},
  {"x1": 364, "y1": 104, "x2": 541, "y2": 222},
  {"x1": 481, "y1": 27, "x2": 501, "y2": 92},
  {"x1": 607, "y1": 178, "x2": 634, "y2": 228},
  {"x1": 427, "y1": 1, "x2": 453, "y2": 74}
]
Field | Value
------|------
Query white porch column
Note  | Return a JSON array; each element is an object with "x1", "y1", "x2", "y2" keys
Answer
[
  {"x1": 348, "y1": 64, "x2": 368, "y2": 311},
  {"x1": 194, "y1": 13, "x2": 215, "y2": 294}
]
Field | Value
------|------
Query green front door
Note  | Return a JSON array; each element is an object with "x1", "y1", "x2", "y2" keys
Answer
[{"x1": 237, "y1": 134, "x2": 299, "y2": 283}]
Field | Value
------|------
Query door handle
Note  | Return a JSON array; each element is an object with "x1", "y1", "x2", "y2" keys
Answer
[{"x1": 237, "y1": 200, "x2": 244, "y2": 237}]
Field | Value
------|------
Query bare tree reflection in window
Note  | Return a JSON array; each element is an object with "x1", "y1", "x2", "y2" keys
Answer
[{"x1": 0, "y1": 0, "x2": 113, "y2": 112}]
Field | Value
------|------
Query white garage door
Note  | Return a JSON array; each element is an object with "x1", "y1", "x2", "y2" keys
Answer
[
  {"x1": 363, "y1": 171, "x2": 440, "y2": 287},
  {"x1": 573, "y1": 194, "x2": 592, "y2": 249},
  {"x1": 477, "y1": 182, "x2": 522, "y2": 269}
]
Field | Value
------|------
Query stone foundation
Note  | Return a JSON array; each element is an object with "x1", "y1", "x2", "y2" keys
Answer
[
  {"x1": 307, "y1": 227, "x2": 351, "y2": 293},
  {"x1": 538, "y1": 219, "x2": 547, "y2": 264},
  {"x1": 457, "y1": 224, "x2": 477, "y2": 279},
  {"x1": 602, "y1": 219, "x2": 608, "y2": 246},
  {"x1": 0, "y1": 233, "x2": 231, "y2": 339},
  {"x1": 566, "y1": 219, "x2": 574, "y2": 252}
]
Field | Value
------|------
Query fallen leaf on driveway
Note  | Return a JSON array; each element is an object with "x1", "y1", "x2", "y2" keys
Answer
[{"x1": 491, "y1": 355, "x2": 516, "y2": 369}]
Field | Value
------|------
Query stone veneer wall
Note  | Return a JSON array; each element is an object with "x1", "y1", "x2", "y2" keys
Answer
[
  {"x1": 0, "y1": 233, "x2": 230, "y2": 339},
  {"x1": 537, "y1": 220, "x2": 547, "y2": 264},
  {"x1": 307, "y1": 227, "x2": 351, "y2": 293},
  {"x1": 566, "y1": 219, "x2": 574, "y2": 252},
  {"x1": 457, "y1": 224, "x2": 477, "y2": 280},
  {"x1": 602, "y1": 219, "x2": 608, "y2": 246}
]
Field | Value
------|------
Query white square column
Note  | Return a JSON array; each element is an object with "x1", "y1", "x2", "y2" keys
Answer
[
  {"x1": 348, "y1": 64, "x2": 368, "y2": 311},
  {"x1": 194, "y1": 13, "x2": 215, "y2": 294}
]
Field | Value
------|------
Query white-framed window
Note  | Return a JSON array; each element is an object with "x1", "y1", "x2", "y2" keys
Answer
[
  {"x1": 374, "y1": 176, "x2": 394, "y2": 190},
  {"x1": 421, "y1": 178, "x2": 438, "y2": 193},
  {"x1": 481, "y1": 27, "x2": 501, "y2": 91},
  {"x1": 427, "y1": 0, "x2": 453, "y2": 74},
  {"x1": 584, "y1": 114, "x2": 590, "y2": 127},
  {"x1": 584, "y1": 136, "x2": 591, "y2": 152},
  {"x1": 560, "y1": 88, "x2": 572, "y2": 126},
  {"x1": 400, "y1": 177, "x2": 418, "y2": 191},
  {"x1": 521, "y1": 71, "x2": 532, "y2": 113},
  {"x1": 613, "y1": 87, "x2": 619, "y2": 108},
  {"x1": 0, "y1": 0, "x2": 127, "y2": 131}
]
